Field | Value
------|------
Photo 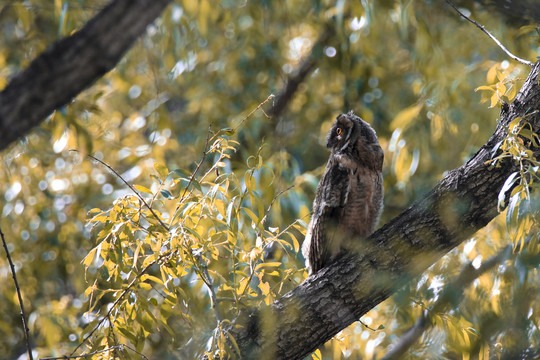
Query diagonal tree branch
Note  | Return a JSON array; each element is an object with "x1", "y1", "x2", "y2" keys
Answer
[
  {"x1": 0, "y1": 0, "x2": 173, "y2": 152},
  {"x1": 267, "y1": 23, "x2": 335, "y2": 120},
  {"x1": 381, "y1": 244, "x2": 512, "y2": 360},
  {"x1": 444, "y1": 0, "x2": 533, "y2": 66},
  {"x1": 230, "y1": 62, "x2": 540, "y2": 359}
]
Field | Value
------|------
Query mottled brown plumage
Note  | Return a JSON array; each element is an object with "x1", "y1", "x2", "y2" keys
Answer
[{"x1": 302, "y1": 112, "x2": 384, "y2": 274}]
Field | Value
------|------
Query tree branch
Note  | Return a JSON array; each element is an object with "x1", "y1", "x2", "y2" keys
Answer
[
  {"x1": 381, "y1": 245, "x2": 511, "y2": 360},
  {"x1": 0, "y1": 226, "x2": 33, "y2": 360},
  {"x1": 444, "y1": 0, "x2": 534, "y2": 66},
  {"x1": 267, "y1": 24, "x2": 335, "y2": 119},
  {"x1": 230, "y1": 62, "x2": 540, "y2": 359},
  {"x1": 0, "y1": 0, "x2": 173, "y2": 152}
]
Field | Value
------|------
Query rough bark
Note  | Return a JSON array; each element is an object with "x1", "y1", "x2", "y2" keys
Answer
[
  {"x1": 231, "y1": 62, "x2": 540, "y2": 359},
  {"x1": 0, "y1": 0, "x2": 172, "y2": 152}
]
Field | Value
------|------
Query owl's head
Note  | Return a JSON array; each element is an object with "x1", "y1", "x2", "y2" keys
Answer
[{"x1": 326, "y1": 111, "x2": 379, "y2": 152}]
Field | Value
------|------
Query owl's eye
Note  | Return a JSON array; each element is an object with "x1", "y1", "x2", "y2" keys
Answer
[{"x1": 336, "y1": 127, "x2": 342, "y2": 135}]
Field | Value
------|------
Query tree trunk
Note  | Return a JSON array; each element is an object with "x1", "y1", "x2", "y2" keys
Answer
[
  {"x1": 231, "y1": 62, "x2": 540, "y2": 359},
  {"x1": 0, "y1": 0, "x2": 172, "y2": 152}
]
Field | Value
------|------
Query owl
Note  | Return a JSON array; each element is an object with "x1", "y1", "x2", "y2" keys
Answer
[{"x1": 302, "y1": 111, "x2": 384, "y2": 275}]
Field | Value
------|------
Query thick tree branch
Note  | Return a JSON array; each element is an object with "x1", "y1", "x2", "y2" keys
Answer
[
  {"x1": 231, "y1": 62, "x2": 540, "y2": 359},
  {"x1": 0, "y1": 0, "x2": 172, "y2": 152},
  {"x1": 381, "y1": 245, "x2": 511, "y2": 360}
]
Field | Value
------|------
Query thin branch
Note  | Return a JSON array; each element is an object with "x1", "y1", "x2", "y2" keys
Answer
[
  {"x1": 192, "y1": 249, "x2": 222, "y2": 322},
  {"x1": 260, "y1": 185, "x2": 294, "y2": 226},
  {"x1": 381, "y1": 245, "x2": 512, "y2": 360},
  {"x1": 168, "y1": 125, "x2": 213, "y2": 227},
  {"x1": 0, "y1": 226, "x2": 33, "y2": 360},
  {"x1": 41, "y1": 344, "x2": 149, "y2": 360},
  {"x1": 70, "y1": 250, "x2": 176, "y2": 356},
  {"x1": 444, "y1": 0, "x2": 534, "y2": 66},
  {"x1": 233, "y1": 94, "x2": 275, "y2": 131},
  {"x1": 180, "y1": 125, "x2": 213, "y2": 202},
  {"x1": 70, "y1": 150, "x2": 169, "y2": 232},
  {"x1": 170, "y1": 94, "x2": 276, "y2": 227}
]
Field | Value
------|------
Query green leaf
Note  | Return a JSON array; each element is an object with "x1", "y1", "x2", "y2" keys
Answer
[{"x1": 160, "y1": 189, "x2": 174, "y2": 199}]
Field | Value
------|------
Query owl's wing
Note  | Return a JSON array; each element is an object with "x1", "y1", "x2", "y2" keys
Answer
[{"x1": 306, "y1": 162, "x2": 350, "y2": 273}]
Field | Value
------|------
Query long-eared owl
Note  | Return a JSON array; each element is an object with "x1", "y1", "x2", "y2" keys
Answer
[{"x1": 302, "y1": 111, "x2": 384, "y2": 275}]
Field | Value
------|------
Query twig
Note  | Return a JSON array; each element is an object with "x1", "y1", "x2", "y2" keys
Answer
[
  {"x1": 234, "y1": 94, "x2": 275, "y2": 131},
  {"x1": 381, "y1": 244, "x2": 512, "y2": 360},
  {"x1": 192, "y1": 249, "x2": 222, "y2": 322},
  {"x1": 70, "y1": 250, "x2": 176, "y2": 356},
  {"x1": 180, "y1": 125, "x2": 213, "y2": 202},
  {"x1": 0, "y1": 226, "x2": 33, "y2": 360},
  {"x1": 444, "y1": 0, "x2": 534, "y2": 66},
  {"x1": 170, "y1": 95, "x2": 276, "y2": 226},
  {"x1": 168, "y1": 125, "x2": 213, "y2": 227},
  {"x1": 359, "y1": 319, "x2": 381, "y2": 332},
  {"x1": 41, "y1": 344, "x2": 149, "y2": 360},
  {"x1": 260, "y1": 186, "x2": 294, "y2": 226},
  {"x1": 70, "y1": 150, "x2": 169, "y2": 232}
]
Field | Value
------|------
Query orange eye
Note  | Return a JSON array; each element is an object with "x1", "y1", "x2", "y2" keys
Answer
[{"x1": 336, "y1": 127, "x2": 342, "y2": 135}]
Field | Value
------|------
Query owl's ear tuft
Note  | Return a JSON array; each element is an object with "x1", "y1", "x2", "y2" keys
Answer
[{"x1": 336, "y1": 113, "x2": 354, "y2": 128}]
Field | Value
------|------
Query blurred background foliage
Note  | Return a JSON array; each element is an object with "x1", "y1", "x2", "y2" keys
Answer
[{"x1": 0, "y1": 0, "x2": 539, "y2": 359}]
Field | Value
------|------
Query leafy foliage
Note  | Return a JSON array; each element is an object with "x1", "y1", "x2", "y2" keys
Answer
[
  {"x1": 81, "y1": 115, "x2": 306, "y2": 358},
  {"x1": 0, "y1": 0, "x2": 539, "y2": 359}
]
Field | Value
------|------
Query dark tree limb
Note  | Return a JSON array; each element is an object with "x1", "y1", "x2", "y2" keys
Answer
[
  {"x1": 267, "y1": 24, "x2": 335, "y2": 120},
  {"x1": 381, "y1": 245, "x2": 511, "y2": 360},
  {"x1": 0, "y1": 0, "x2": 173, "y2": 152},
  {"x1": 231, "y1": 62, "x2": 540, "y2": 359}
]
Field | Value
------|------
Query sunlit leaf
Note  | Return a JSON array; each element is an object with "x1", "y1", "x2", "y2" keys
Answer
[{"x1": 134, "y1": 184, "x2": 153, "y2": 194}]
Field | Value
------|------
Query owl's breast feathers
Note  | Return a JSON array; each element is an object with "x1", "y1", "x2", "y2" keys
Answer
[{"x1": 303, "y1": 150, "x2": 383, "y2": 273}]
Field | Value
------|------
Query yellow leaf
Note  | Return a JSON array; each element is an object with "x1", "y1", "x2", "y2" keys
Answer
[
  {"x1": 82, "y1": 247, "x2": 98, "y2": 268},
  {"x1": 139, "y1": 283, "x2": 152, "y2": 290},
  {"x1": 245, "y1": 172, "x2": 256, "y2": 192},
  {"x1": 255, "y1": 262, "x2": 282, "y2": 271},
  {"x1": 258, "y1": 280, "x2": 270, "y2": 296},
  {"x1": 486, "y1": 64, "x2": 498, "y2": 83},
  {"x1": 490, "y1": 93, "x2": 499, "y2": 108},
  {"x1": 474, "y1": 85, "x2": 495, "y2": 92},
  {"x1": 390, "y1": 103, "x2": 423, "y2": 130},
  {"x1": 154, "y1": 162, "x2": 169, "y2": 179},
  {"x1": 496, "y1": 82, "x2": 506, "y2": 95},
  {"x1": 134, "y1": 184, "x2": 153, "y2": 194},
  {"x1": 238, "y1": 277, "x2": 250, "y2": 295},
  {"x1": 311, "y1": 349, "x2": 322, "y2": 360},
  {"x1": 287, "y1": 232, "x2": 300, "y2": 252}
]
